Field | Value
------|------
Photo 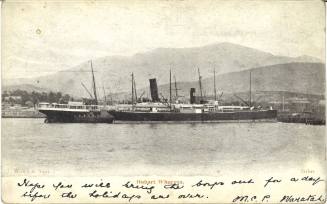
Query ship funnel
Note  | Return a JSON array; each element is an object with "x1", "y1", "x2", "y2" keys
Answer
[
  {"x1": 190, "y1": 88, "x2": 196, "y2": 104},
  {"x1": 149, "y1": 78, "x2": 160, "y2": 102}
]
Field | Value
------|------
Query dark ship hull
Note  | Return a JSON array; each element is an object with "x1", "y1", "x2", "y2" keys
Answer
[
  {"x1": 108, "y1": 109, "x2": 277, "y2": 123},
  {"x1": 39, "y1": 109, "x2": 114, "y2": 123}
]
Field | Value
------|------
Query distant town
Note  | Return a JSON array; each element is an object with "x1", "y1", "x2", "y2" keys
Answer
[{"x1": 2, "y1": 87, "x2": 325, "y2": 125}]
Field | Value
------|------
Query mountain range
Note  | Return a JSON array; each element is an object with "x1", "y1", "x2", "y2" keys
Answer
[
  {"x1": 3, "y1": 42, "x2": 324, "y2": 99},
  {"x1": 112, "y1": 62, "x2": 325, "y2": 101}
]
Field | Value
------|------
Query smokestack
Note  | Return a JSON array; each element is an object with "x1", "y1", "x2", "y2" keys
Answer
[
  {"x1": 149, "y1": 78, "x2": 159, "y2": 102},
  {"x1": 190, "y1": 88, "x2": 196, "y2": 104}
]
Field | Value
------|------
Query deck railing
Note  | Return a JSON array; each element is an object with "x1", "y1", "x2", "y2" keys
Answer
[{"x1": 37, "y1": 103, "x2": 104, "y2": 111}]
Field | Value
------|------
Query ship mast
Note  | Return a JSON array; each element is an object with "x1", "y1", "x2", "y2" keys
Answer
[
  {"x1": 90, "y1": 60, "x2": 98, "y2": 105},
  {"x1": 198, "y1": 68, "x2": 203, "y2": 102},
  {"x1": 174, "y1": 75, "x2": 178, "y2": 99},
  {"x1": 131, "y1": 72, "x2": 134, "y2": 106},
  {"x1": 169, "y1": 69, "x2": 172, "y2": 109},
  {"x1": 214, "y1": 67, "x2": 217, "y2": 101},
  {"x1": 81, "y1": 82, "x2": 94, "y2": 99},
  {"x1": 282, "y1": 92, "x2": 285, "y2": 111},
  {"x1": 102, "y1": 84, "x2": 107, "y2": 104},
  {"x1": 133, "y1": 76, "x2": 137, "y2": 102},
  {"x1": 249, "y1": 71, "x2": 252, "y2": 107}
]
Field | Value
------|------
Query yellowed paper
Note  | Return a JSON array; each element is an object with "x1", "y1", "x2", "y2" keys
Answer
[{"x1": 1, "y1": 0, "x2": 326, "y2": 203}]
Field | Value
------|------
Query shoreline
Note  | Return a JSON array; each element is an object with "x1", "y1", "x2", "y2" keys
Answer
[
  {"x1": 1, "y1": 116, "x2": 325, "y2": 125},
  {"x1": 2, "y1": 116, "x2": 45, "y2": 118}
]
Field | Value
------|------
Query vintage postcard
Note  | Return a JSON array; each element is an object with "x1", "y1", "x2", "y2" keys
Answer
[{"x1": 1, "y1": 0, "x2": 326, "y2": 203}]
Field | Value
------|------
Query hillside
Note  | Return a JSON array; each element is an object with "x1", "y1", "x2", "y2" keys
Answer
[
  {"x1": 109, "y1": 62, "x2": 325, "y2": 102},
  {"x1": 2, "y1": 84, "x2": 49, "y2": 93},
  {"x1": 202, "y1": 62, "x2": 325, "y2": 95},
  {"x1": 3, "y1": 42, "x2": 323, "y2": 97}
]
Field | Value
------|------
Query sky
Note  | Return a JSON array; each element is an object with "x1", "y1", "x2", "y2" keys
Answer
[{"x1": 2, "y1": 0, "x2": 325, "y2": 79}]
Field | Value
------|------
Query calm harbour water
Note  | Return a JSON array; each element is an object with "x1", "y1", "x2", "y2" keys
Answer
[{"x1": 2, "y1": 118, "x2": 325, "y2": 176}]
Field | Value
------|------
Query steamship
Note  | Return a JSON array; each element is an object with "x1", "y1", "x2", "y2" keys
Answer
[
  {"x1": 37, "y1": 61, "x2": 114, "y2": 123},
  {"x1": 108, "y1": 70, "x2": 278, "y2": 123}
]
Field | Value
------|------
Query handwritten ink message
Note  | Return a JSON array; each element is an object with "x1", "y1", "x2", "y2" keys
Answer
[{"x1": 4, "y1": 175, "x2": 324, "y2": 203}]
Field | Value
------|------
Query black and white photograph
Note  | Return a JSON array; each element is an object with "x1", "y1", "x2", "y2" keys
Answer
[{"x1": 1, "y1": 0, "x2": 326, "y2": 203}]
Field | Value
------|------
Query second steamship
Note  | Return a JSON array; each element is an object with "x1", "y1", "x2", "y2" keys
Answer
[{"x1": 109, "y1": 70, "x2": 278, "y2": 122}]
